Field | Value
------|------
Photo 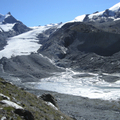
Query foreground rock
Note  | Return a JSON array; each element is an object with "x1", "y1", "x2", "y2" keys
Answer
[
  {"x1": 40, "y1": 93, "x2": 58, "y2": 107},
  {"x1": 14, "y1": 109, "x2": 34, "y2": 120}
]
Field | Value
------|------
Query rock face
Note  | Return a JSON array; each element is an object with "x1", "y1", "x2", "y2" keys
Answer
[
  {"x1": 3, "y1": 12, "x2": 22, "y2": 24},
  {"x1": 84, "y1": 16, "x2": 120, "y2": 34},
  {"x1": 0, "y1": 31, "x2": 7, "y2": 50},
  {"x1": 12, "y1": 23, "x2": 31, "y2": 34},
  {"x1": 14, "y1": 109, "x2": 34, "y2": 120},
  {"x1": 38, "y1": 22, "x2": 120, "y2": 73}
]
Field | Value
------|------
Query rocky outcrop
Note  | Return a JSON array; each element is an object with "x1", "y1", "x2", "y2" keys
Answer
[
  {"x1": 41, "y1": 94, "x2": 58, "y2": 107},
  {"x1": 0, "y1": 31, "x2": 7, "y2": 50},
  {"x1": 12, "y1": 23, "x2": 31, "y2": 34},
  {"x1": 2, "y1": 12, "x2": 22, "y2": 24},
  {"x1": 14, "y1": 109, "x2": 34, "y2": 120}
]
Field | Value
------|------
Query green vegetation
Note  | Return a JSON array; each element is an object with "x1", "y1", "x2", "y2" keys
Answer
[{"x1": 0, "y1": 78, "x2": 72, "y2": 120}]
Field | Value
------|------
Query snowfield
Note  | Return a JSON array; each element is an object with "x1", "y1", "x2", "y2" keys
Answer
[
  {"x1": 0, "y1": 25, "x2": 56, "y2": 59},
  {"x1": 0, "y1": 23, "x2": 15, "y2": 32},
  {"x1": 0, "y1": 100, "x2": 23, "y2": 109}
]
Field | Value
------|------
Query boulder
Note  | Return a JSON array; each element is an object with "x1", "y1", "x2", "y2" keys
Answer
[
  {"x1": 40, "y1": 94, "x2": 57, "y2": 107},
  {"x1": 14, "y1": 109, "x2": 34, "y2": 120}
]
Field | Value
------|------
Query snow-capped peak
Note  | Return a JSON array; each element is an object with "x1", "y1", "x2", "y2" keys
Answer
[
  {"x1": 72, "y1": 2, "x2": 120, "y2": 23},
  {"x1": 109, "y1": 2, "x2": 120, "y2": 11},
  {"x1": 5, "y1": 12, "x2": 11, "y2": 19},
  {"x1": 0, "y1": 12, "x2": 11, "y2": 23}
]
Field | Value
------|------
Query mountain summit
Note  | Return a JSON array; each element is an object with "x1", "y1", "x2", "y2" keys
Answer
[
  {"x1": 73, "y1": 2, "x2": 120, "y2": 22},
  {"x1": 0, "y1": 12, "x2": 22, "y2": 24},
  {"x1": 71, "y1": 2, "x2": 120, "y2": 34},
  {"x1": 0, "y1": 12, "x2": 31, "y2": 50}
]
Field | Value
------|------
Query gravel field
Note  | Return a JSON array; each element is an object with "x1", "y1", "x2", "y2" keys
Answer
[{"x1": 27, "y1": 88, "x2": 120, "y2": 120}]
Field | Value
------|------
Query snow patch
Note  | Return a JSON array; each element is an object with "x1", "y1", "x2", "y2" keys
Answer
[
  {"x1": 109, "y1": 2, "x2": 120, "y2": 11},
  {"x1": 0, "y1": 100, "x2": 23, "y2": 109},
  {"x1": 45, "y1": 102, "x2": 58, "y2": 110},
  {"x1": 0, "y1": 23, "x2": 15, "y2": 32},
  {"x1": 88, "y1": 11, "x2": 104, "y2": 19},
  {"x1": 0, "y1": 93, "x2": 10, "y2": 100},
  {"x1": 1, "y1": 116, "x2": 7, "y2": 120},
  {"x1": 30, "y1": 22, "x2": 62, "y2": 29},
  {"x1": 73, "y1": 14, "x2": 86, "y2": 22},
  {"x1": 5, "y1": 13, "x2": 11, "y2": 19}
]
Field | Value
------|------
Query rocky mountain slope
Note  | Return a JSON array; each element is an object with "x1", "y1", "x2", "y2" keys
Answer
[
  {"x1": 38, "y1": 22, "x2": 120, "y2": 73},
  {"x1": 0, "y1": 77, "x2": 72, "y2": 120}
]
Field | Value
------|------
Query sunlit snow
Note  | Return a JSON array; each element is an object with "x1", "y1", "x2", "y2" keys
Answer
[
  {"x1": 109, "y1": 2, "x2": 120, "y2": 11},
  {"x1": 72, "y1": 14, "x2": 86, "y2": 22},
  {"x1": 45, "y1": 102, "x2": 58, "y2": 110},
  {"x1": 0, "y1": 25, "x2": 55, "y2": 59},
  {"x1": 0, "y1": 23, "x2": 15, "y2": 32},
  {"x1": 24, "y1": 69, "x2": 120, "y2": 100},
  {"x1": 1, "y1": 100, "x2": 23, "y2": 109},
  {"x1": 0, "y1": 93, "x2": 10, "y2": 100},
  {"x1": 73, "y1": 2, "x2": 120, "y2": 22}
]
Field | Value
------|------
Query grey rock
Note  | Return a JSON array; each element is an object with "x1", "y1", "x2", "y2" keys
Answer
[
  {"x1": 12, "y1": 23, "x2": 31, "y2": 34},
  {"x1": 40, "y1": 93, "x2": 58, "y2": 107},
  {"x1": 14, "y1": 109, "x2": 34, "y2": 120}
]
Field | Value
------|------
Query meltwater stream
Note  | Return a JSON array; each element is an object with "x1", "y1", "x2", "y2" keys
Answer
[{"x1": 24, "y1": 68, "x2": 120, "y2": 100}]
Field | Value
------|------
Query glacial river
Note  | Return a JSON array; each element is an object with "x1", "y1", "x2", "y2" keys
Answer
[{"x1": 24, "y1": 68, "x2": 120, "y2": 100}]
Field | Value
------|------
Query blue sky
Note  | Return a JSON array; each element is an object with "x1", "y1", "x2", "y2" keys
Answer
[{"x1": 0, "y1": 0, "x2": 120, "y2": 27}]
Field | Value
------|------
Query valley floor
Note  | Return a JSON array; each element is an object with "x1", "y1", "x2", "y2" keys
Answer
[{"x1": 27, "y1": 88, "x2": 120, "y2": 120}]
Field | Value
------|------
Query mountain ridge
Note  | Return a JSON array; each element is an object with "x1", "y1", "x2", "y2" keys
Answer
[
  {"x1": 0, "y1": 12, "x2": 22, "y2": 24},
  {"x1": 72, "y1": 2, "x2": 120, "y2": 34}
]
